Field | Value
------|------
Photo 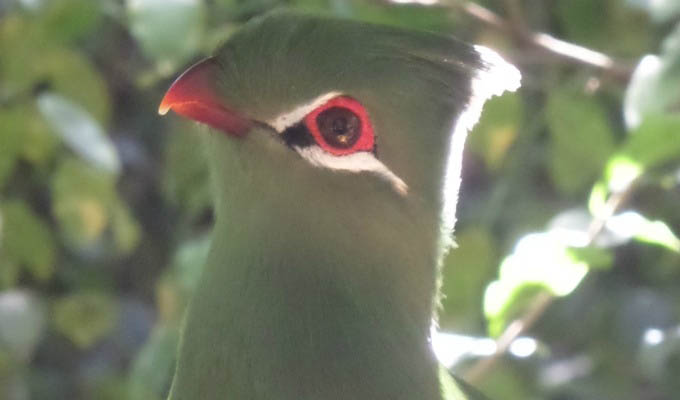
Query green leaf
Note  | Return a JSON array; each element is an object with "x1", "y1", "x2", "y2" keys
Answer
[
  {"x1": 52, "y1": 292, "x2": 118, "y2": 349},
  {"x1": 0, "y1": 17, "x2": 111, "y2": 123},
  {"x1": 605, "y1": 115, "x2": 680, "y2": 191},
  {"x1": 0, "y1": 111, "x2": 24, "y2": 187},
  {"x1": 557, "y1": 0, "x2": 651, "y2": 57},
  {"x1": 20, "y1": 108, "x2": 60, "y2": 166},
  {"x1": 52, "y1": 162, "x2": 110, "y2": 248},
  {"x1": 484, "y1": 231, "x2": 593, "y2": 336},
  {"x1": 484, "y1": 280, "x2": 548, "y2": 338},
  {"x1": 621, "y1": 115, "x2": 680, "y2": 167},
  {"x1": 36, "y1": 0, "x2": 102, "y2": 43},
  {"x1": 0, "y1": 261, "x2": 21, "y2": 289},
  {"x1": 110, "y1": 205, "x2": 142, "y2": 255},
  {"x1": 468, "y1": 93, "x2": 522, "y2": 171},
  {"x1": 566, "y1": 246, "x2": 615, "y2": 270},
  {"x1": 546, "y1": 88, "x2": 616, "y2": 195},
  {"x1": 502, "y1": 233, "x2": 590, "y2": 296},
  {"x1": 0, "y1": 103, "x2": 58, "y2": 175},
  {"x1": 127, "y1": 0, "x2": 206, "y2": 74},
  {"x1": 556, "y1": 0, "x2": 607, "y2": 46},
  {"x1": 606, "y1": 211, "x2": 680, "y2": 252},
  {"x1": 0, "y1": 290, "x2": 47, "y2": 364},
  {"x1": 604, "y1": 155, "x2": 644, "y2": 194},
  {"x1": 52, "y1": 158, "x2": 141, "y2": 254},
  {"x1": 37, "y1": 92, "x2": 120, "y2": 174},
  {"x1": 0, "y1": 201, "x2": 56, "y2": 282}
]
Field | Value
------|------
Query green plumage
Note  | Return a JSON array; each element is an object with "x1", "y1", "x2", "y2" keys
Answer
[{"x1": 165, "y1": 11, "x2": 517, "y2": 400}]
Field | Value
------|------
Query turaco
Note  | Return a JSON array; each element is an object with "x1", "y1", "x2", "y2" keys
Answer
[{"x1": 159, "y1": 10, "x2": 520, "y2": 400}]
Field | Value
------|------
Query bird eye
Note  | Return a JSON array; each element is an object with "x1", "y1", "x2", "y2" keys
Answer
[
  {"x1": 304, "y1": 96, "x2": 375, "y2": 156},
  {"x1": 316, "y1": 107, "x2": 361, "y2": 149}
]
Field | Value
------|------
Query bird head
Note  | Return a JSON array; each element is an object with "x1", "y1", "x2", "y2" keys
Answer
[{"x1": 160, "y1": 12, "x2": 518, "y2": 233}]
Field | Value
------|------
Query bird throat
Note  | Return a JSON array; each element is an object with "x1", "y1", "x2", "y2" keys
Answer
[{"x1": 168, "y1": 134, "x2": 445, "y2": 400}]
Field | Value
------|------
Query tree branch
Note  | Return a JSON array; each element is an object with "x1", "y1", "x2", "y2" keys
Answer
[
  {"x1": 376, "y1": 0, "x2": 633, "y2": 81},
  {"x1": 464, "y1": 291, "x2": 553, "y2": 383},
  {"x1": 446, "y1": 0, "x2": 633, "y2": 81}
]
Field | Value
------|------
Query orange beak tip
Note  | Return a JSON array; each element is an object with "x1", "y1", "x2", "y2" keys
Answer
[{"x1": 158, "y1": 104, "x2": 170, "y2": 116}]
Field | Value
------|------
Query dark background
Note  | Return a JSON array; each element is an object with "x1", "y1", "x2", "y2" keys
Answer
[{"x1": 1, "y1": 0, "x2": 679, "y2": 399}]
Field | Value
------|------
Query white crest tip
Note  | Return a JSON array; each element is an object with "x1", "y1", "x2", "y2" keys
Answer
[{"x1": 474, "y1": 45, "x2": 522, "y2": 95}]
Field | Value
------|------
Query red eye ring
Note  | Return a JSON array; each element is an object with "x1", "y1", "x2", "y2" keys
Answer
[{"x1": 304, "y1": 96, "x2": 375, "y2": 156}]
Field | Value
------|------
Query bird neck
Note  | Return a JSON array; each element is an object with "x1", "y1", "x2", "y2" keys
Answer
[
  {"x1": 170, "y1": 134, "x2": 444, "y2": 399},
  {"x1": 196, "y1": 213, "x2": 442, "y2": 399}
]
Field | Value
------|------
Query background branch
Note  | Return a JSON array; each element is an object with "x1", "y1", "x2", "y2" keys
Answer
[{"x1": 441, "y1": 0, "x2": 634, "y2": 81}]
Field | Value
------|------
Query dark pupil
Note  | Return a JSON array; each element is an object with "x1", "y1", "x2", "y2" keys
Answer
[{"x1": 316, "y1": 107, "x2": 361, "y2": 149}]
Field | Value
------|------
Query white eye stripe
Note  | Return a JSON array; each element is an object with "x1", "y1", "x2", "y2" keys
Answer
[
  {"x1": 268, "y1": 91, "x2": 343, "y2": 132},
  {"x1": 294, "y1": 145, "x2": 409, "y2": 196}
]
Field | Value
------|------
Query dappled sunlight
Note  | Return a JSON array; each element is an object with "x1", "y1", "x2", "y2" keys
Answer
[{"x1": 431, "y1": 328, "x2": 540, "y2": 368}]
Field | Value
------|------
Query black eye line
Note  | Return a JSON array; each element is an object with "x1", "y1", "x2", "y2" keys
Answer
[{"x1": 280, "y1": 122, "x2": 315, "y2": 149}]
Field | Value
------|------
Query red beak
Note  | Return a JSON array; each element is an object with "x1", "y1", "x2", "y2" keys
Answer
[{"x1": 158, "y1": 57, "x2": 251, "y2": 136}]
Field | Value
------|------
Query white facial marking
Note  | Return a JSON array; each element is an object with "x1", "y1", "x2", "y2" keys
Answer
[
  {"x1": 295, "y1": 145, "x2": 409, "y2": 196},
  {"x1": 441, "y1": 45, "x2": 521, "y2": 239},
  {"x1": 268, "y1": 91, "x2": 409, "y2": 196},
  {"x1": 268, "y1": 91, "x2": 343, "y2": 132}
]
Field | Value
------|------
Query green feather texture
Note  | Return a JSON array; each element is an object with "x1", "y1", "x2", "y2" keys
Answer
[{"x1": 166, "y1": 11, "x2": 520, "y2": 400}]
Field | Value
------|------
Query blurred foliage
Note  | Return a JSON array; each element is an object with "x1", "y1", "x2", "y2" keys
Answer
[{"x1": 0, "y1": 0, "x2": 679, "y2": 399}]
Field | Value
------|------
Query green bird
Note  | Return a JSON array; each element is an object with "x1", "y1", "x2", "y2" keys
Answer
[{"x1": 159, "y1": 11, "x2": 519, "y2": 400}]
